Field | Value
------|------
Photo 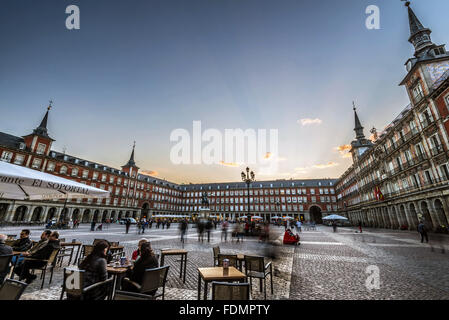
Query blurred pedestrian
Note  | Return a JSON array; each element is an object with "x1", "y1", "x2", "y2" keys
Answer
[
  {"x1": 125, "y1": 219, "x2": 131, "y2": 234},
  {"x1": 90, "y1": 221, "x2": 96, "y2": 231},
  {"x1": 221, "y1": 219, "x2": 229, "y2": 242},
  {"x1": 418, "y1": 221, "x2": 428, "y2": 243},
  {"x1": 358, "y1": 221, "x2": 363, "y2": 233},
  {"x1": 180, "y1": 219, "x2": 188, "y2": 243},
  {"x1": 296, "y1": 220, "x2": 302, "y2": 234},
  {"x1": 206, "y1": 219, "x2": 213, "y2": 242},
  {"x1": 332, "y1": 221, "x2": 337, "y2": 233}
]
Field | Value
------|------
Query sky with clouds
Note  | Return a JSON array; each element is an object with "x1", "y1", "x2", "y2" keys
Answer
[{"x1": 1, "y1": 0, "x2": 448, "y2": 184}]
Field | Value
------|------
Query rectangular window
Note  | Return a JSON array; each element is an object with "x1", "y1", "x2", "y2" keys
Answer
[
  {"x1": 82, "y1": 170, "x2": 89, "y2": 178},
  {"x1": 36, "y1": 143, "x2": 46, "y2": 155},
  {"x1": 47, "y1": 162, "x2": 55, "y2": 172},
  {"x1": 13, "y1": 154, "x2": 24, "y2": 165},
  {"x1": 1, "y1": 151, "x2": 13, "y2": 162},
  {"x1": 31, "y1": 158, "x2": 42, "y2": 169}
]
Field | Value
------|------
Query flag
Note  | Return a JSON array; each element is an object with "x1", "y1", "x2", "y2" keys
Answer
[{"x1": 374, "y1": 186, "x2": 384, "y2": 201}]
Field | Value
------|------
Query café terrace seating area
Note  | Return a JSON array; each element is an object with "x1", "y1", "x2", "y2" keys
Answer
[{"x1": 0, "y1": 235, "x2": 294, "y2": 300}]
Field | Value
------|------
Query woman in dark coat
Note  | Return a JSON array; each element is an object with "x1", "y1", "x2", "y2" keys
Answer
[
  {"x1": 78, "y1": 240, "x2": 109, "y2": 300},
  {"x1": 122, "y1": 242, "x2": 159, "y2": 294}
]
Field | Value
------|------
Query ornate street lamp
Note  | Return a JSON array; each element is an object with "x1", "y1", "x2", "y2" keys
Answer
[{"x1": 241, "y1": 167, "x2": 255, "y2": 223}]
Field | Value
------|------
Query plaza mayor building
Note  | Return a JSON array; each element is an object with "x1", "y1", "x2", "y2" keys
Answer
[
  {"x1": 0, "y1": 108, "x2": 337, "y2": 224},
  {"x1": 336, "y1": 3, "x2": 449, "y2": 231}
]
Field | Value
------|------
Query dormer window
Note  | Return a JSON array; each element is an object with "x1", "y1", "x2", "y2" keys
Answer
[
  {"x1": 19, "y1": 143, "x2": 26, "y2": 150},
  {"x1": 434, "y1": 47, "x2": 445, "y2": 56},
  {"x1": 411, "y1": 83, "x2": 424, "y2": 103},
  {"x1": 36, "y1": 143, "x2": 46, "y2": 155}
]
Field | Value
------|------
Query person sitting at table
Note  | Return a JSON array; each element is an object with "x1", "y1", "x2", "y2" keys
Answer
[
  {"x1": 78, "y1": 240, "x2": 109, "y2": 300},
  {"x1": 131, "y1": 239, "x2": 148, "y2": 261},
  {"x1": 11, "y1": 230, "x2": 52, "y2": 265},
  {"x1": 12, "y1": 229, "x2": 33, "y2": 252},
  {"x1": 122, "y1": 242, "x2": 159, "y2": 294},
  {"x1": 14, "y1": 231, "x2": 60, "y2": 284},
  {"x1": 0, "y1": 234, "x2": 13, "y2": 284}
]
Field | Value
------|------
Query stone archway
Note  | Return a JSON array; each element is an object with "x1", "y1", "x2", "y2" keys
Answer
[
  {"x1": 82, "y1": 209, "x2": 91, "y2": 223},
  {"x1": 309, "y1": 206, "x2": 322, "y2": 224},
  {"x1": 13, "y1": 206, "x2": 27, "y2": 222},
  {"x1": 434, "y1": 199, "x2": 449, "y2": 228},
  {"x1": 420, "y1": 201, "x2": 435, "y2": 230},
  {"x1": 111, "y1": 210, "x2": 117, "y2": 221},
  {"x1": 31, "y1": 207, "x2": 43, "y2": 222},
  {"x1": 93, "y1": 210, "x2": 100, "y2": 223},
  {"x1": 47, "y1": 207, "x2": 57, "y2": 221},
  {"x1": 409, "y1": 203, "x2": 419, "y2": 227},
  {"x1": 125, "y1": 211, "x2": 131, "y2": 218},
  {"x1": 141, "y1": 203, "x2": 150, "y2": 220},
  {"x1": 72, "y1": 209, "x2": 80, "y2": 221},
  {"x1": 102, "y1": 210, "x2": 108, "y2": 222},
  {"x1": 0, "y1": 203, "x2": 8, "y2": 221},
  {"x1": 399, "y1": 205, "x2": 409, "y2": 229},
  {"x1": 118, "y1": 211, "x2": 123, "y2": 220}
]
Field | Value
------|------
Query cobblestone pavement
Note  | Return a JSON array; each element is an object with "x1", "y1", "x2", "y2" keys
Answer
[
  {"x1": 2, "y1": 223, "x2": 449, "y2": 300},
  {"x1": 290, "y1": 226, "x2": 449, "y2": 300}
]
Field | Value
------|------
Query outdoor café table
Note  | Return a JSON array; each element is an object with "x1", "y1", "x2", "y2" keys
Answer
[
  {"x1": 60, "y1": 242, "x2": 82, "y2": 265},
  {"x1": 160, "y1": 249, "x2": 187, "y2": 283},
  {"x1": 106, "y1": 263, "x2": 132, "y2": 299},
  {"x1": 197, "y1": 266, "x2": 246, "y2": 300}
]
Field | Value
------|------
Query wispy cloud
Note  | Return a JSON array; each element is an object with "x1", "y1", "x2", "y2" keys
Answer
[
  {"x1": 335, "y1": 144, "x2": 352, "y2": 158},
  {"x1": 141, "y1": 170, "x2": 158, "y2": 176},
  {"x1": 298, "y1": 118, "x2": 322, "y2": 126},
  {"x1": 312, "y1": 162, "x2": 339, "y2": 169},
  {"x1": 218, "y1": 161, "x2": 240, "y2": 167}
]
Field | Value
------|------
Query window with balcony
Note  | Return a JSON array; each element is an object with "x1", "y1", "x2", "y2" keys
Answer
[
  {"x1": 71, "y1": 168, "x2": 79, "y2": 177},
  {"x1": 47, "y1": 162, "x2": 55, "y2": 172},
  {"x1": 411, "y1": 83, "x2": 424, "y2": 102},
  {"x1": 60, "y1": 166, "x2": 68, "y2": 174},
  {"x1": 31, "y1": 158, "x2": 42, "y2": 169},
  {"x1": 1, "y1": 151, "x2": 13, "y2": 162},
  {"x1": 36, "y1": 143, "x2": 46, "y2": 155},
  {"x1": 13, "y1": 154, "x2": 24, "y2": 165},
  {"x1": 93, "y1": 172, "x2": 99, "y2": 180}
]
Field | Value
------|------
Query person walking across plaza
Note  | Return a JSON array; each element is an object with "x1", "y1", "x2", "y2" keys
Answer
[
  {"x1": 332, "y1": 221, "x2": 337, "y2": 233},
  {"x1": 180, "y1": 219, "x2": 188, "y2": 243},
  {"x1": 418, "y1": 221, "x2": 429, "y2": 243},
  {"x1": 206, "y1": 219, "x2": 213, "y2": 242},
  {"x1": 125, "y1": 218, "x2": 131, "y2": 234},
  {"x1": 90, "y1": 221, "x2": 96, "y2": 232},
  {"x1": 358, "y1": 221, "x2": 363, "y2": 233},
  {"x1": 221, "y1": 219, "x2": 229, "y2": 242},
  {"x1": 296, "y1": 220, "x2": 302, "y2": 234},
  {"x1": 136, "y1": 220, "x2": 142, "y2": 235}
]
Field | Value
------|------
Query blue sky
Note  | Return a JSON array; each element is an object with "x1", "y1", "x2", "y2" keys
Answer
[{"x1": 1, "y1": 0, "x2": 448, "y2": 183}]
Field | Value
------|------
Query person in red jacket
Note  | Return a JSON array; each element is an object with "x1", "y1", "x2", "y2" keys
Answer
[{"x1": 131, "y1": 239, "x2": 148, "y2": 261}]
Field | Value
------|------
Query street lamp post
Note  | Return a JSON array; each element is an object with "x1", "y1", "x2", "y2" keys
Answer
[{"x1": 241, "y1": 167, "x2": 255, "y2": 224}]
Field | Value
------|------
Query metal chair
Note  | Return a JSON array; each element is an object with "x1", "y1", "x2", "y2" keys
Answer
[
  {"x1": 60, "y1": 267, "x2": 114, "y2": 300},
  {"x1": 217, "y1": 254, "x2": 239, "y2": 268},
  {"x1": 22, "y1": 248, "x2": 60, "y2": 289},
  {"x1": 78, "y1": 245, "x2": 94, "y2": 265},
  {"x1": 244, "y1": 255, "x2": 273, "y2": 300},
  {"x1": 113, "y1": 290, "x2": 155, "y2": 300},
  {"x1": 211, "y1": 281, "x2": 250, "y2": 300},
  {"x1": 0, "y1": 279, "x2": 28, "y2": 300},
  {"x1": 121, "y1": 265, "x2": 170, "y2": 300},
  {"x1": 212, "y1": 246, "x2": 220, "y2": 266},
  {"x1": 0, "y1": 254, "x2": 13, "y2": 284}
]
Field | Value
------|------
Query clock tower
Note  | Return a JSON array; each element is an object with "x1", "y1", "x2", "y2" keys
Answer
[
  {"x1": 400, "y1": 1, "x2": 449, "y2": 98},
  {"x1": 350, "y1": 103, "x2": 373, "y2": 163}
]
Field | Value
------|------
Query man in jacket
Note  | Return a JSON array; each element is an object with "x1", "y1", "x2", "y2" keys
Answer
[
  {"x1": 418, "y1": 222, "x2": 429, "y2": 243},
  {"x1": 0, "y1": 234, "x2": 13, "y2": 283},
  {"x1": 29, "y1": 230, "x2": 52, "y2": 255},
  {"x1": 12, "y1": 229, "x2": 33, "y2": 252},
  {"x1": 14, "y1": 231, "x2": 60, "y2": 284}
]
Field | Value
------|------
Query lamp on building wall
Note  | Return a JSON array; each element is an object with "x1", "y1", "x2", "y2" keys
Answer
[{"x1": 241, "y1": 167, "x2": 255, "y2": 223}]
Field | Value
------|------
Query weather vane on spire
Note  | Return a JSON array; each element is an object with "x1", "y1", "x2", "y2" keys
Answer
[
  {"x1": 353, "y1": 101, "x2": 357, "y2": 111},
  {"x1": 401, "y1": 0, "x2": 411, "y2": 7},
  {"x1": 48, "y1": 100, "x2": 53, "y2": 111}
]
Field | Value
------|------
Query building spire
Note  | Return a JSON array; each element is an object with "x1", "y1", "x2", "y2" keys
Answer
[
  {"x1": 353, "y1": 102, "x2": 365, "y2": 140},
  {"x1": 404, "y1": 0, "x2": 434, "y2": 57},
  {"x1": 32, "y1": 101, "x2": 53, "y2": 138},
  {"x1": 123, "y1": 141, "x2": 137, "y2": 168}
]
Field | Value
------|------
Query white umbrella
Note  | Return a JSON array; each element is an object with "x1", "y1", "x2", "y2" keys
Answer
[
  {"x1": 251, "y1": 216, "x2": 263, "y2": 220},
  {"x1": 0, "y1": 161, "x2": 109, "y2": 200},
  {"x1": 282, "y1": 216, "x2": 294, "y2": 220},
  {"x1": 271, "y1": 216, "x2": 281, "y2": 219},
  {"x1": 322, "y1": 214, "x2": 348, "y2": 221}
]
